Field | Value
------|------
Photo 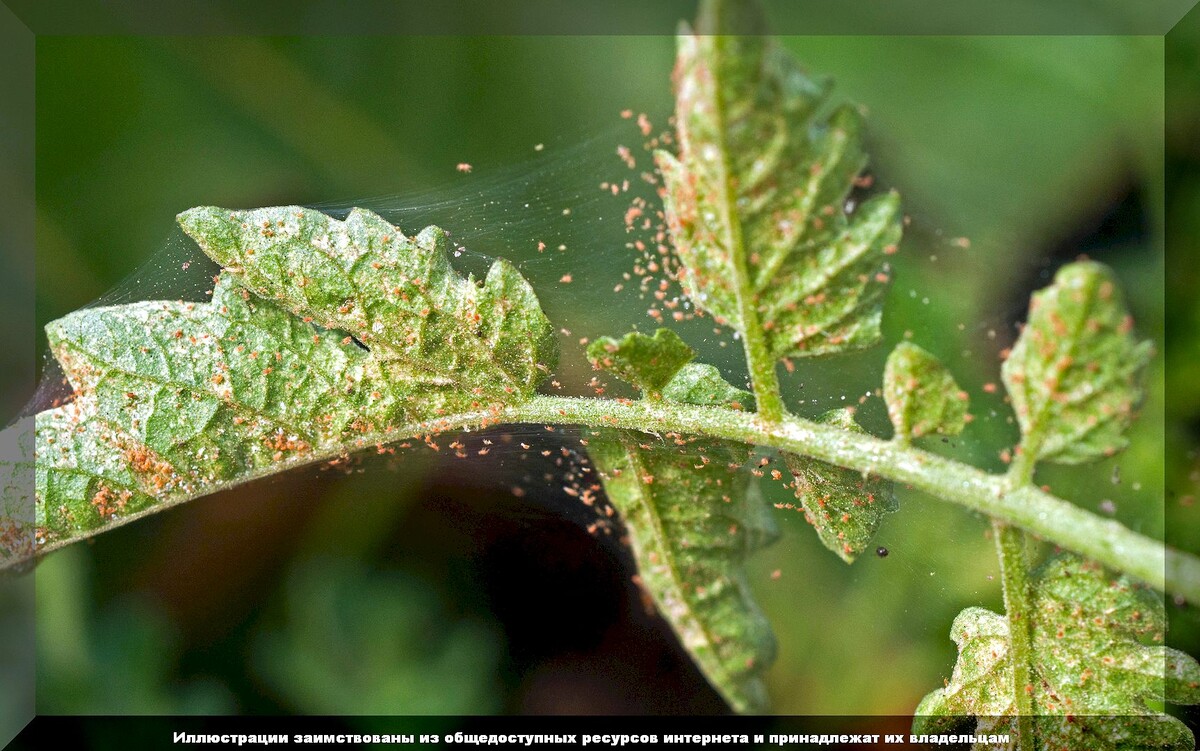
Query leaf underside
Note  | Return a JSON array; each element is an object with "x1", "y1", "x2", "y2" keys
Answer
[
  {"x1": 587, "y1": 327, "x2": 774, "y2": 713},
  {"x1": 782, "y1": 408, "x2": 896, "y2": 563},
  {"x1": 656, "y1": 0, "x2": 901, "y2": 360},
  {"x1": 1002, "y1": 261, "x2": 1152, "y2": 466},
  {"x1": 883, "y1": 342, "x2": 969, "y2": 441},
  {"x1": 35, "y1": 206, "x2": 556, "y2": 544},
  {"x1": 915, "y1": 555, "x2": 1200, "y2": 750},
  {"x1": 586, "y1": 328, "x2": 698, "y2": 399},
  {"x1": 590, "y1": 432, "x2": 777, "y2": 714}
]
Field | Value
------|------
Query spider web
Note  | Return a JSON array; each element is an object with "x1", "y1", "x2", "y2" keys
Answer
[{"x1": 11, "y1": 109, "x2": 1166, "y2": 717}]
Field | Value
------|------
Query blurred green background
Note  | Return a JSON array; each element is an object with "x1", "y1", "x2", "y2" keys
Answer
[{"x1": 28, "y1": 7, "x2": 1199, "y2": 724}]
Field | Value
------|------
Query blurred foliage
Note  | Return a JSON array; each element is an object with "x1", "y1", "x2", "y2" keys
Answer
[
  {"x1": 253, "y1": 558, "x2": 501, "y2": 716},
  {"x1": 31, "y1": 12, "x2": 1192, "y2": 720},
  {"x1": 37, "y1": 547, "x2": 231, "y2": 714},
  {"x1": 251, "y1": 458, "x2": 503, "y2": 717},
  {"x1": 1165, "y1": 4, "x2": 1200, "y2": 732}
]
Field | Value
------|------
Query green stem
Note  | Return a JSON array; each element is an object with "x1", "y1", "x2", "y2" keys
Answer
[
  {"x1": 519, "y1": 396, "x2": 1194, "y2": 599},
  {"x1": 1007, "y1": 445, "x2": 1037, "y2": 488},
  {"x1": 25, "y1": 395, "x2": 1200, "y2": 606},
  {"x1": 993, "y1": 519, "x2": 1035, "y2": 747},
  {"x1": 708, "y1": 34, "x2": 785, "y2": 424}
]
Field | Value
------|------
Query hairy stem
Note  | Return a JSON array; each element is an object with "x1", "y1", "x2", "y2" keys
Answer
[
  {"x1": 1007, "y1": 442, "x2": 1038, "y2": 488},
  {"x1": 993, "y1": 519, "x2": 1035, "y2": 746},
  {"x1": 708, "y1": 33, "x2": 786, "y2": 424},
  {"x1": 528, "y1": 397, "x2": 1195, "y2": 602},
  {"x1": 25, "y1": 395, "x2": 1199, "y2": 605}
]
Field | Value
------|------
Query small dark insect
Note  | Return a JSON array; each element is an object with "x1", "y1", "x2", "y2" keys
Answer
[{"x1": 876, "y1": 546, "x2": 889, "y2": 558}]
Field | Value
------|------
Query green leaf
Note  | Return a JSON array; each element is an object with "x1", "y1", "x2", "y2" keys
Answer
[
  {"x1": 34, "y1": 206, "x2": 556, "y2": 545},
  {"x1": 883, "y1": 342, "x2": 969, "y2": 442},
  {"x1": 586, "y1": 328, "x2": 696, "y2": 398},
  {"x1": 589, "y1": 432, "x2": 776, "y2": 714},
  {"x1": 915, "y1": 555, "x2": 1200, "y2": 750},
  {"x1": 656, "y1": 0, "x2": 901, "y2": 360},
  {"x1": 1002, "y1": 261, "x2": 1153, "y2": 466},
  {"x1": 661, "y1": 363, "x2": 754, "y2": 410},
  {"x1": 37, "y1": 403, "x2": 156, "y2": 536},
  {"x1": 178, "y1": 206, "x2": 557, "y2": 399},
  {"x1": 587, "y1": 327, "x2": 755, "y2": 409},
  {"x1": 587, "y1": 332, "x2": 775, "y2": 712},
  {"x1": 781, "y1": 408, "x2": 896, "y2": 563}
]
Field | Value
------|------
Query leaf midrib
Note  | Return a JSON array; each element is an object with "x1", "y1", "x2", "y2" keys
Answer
[
  {"x1": 705, "y1": 32, "x2": 783, "y2": 424},
  {"x1": 615, "y1": 431, "x2": 743, "y2": 708}
]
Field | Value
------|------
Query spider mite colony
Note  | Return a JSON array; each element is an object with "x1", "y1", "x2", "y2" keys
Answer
[{"x1": 10, "y1": 0, "x2": 1198, "y2": 742}]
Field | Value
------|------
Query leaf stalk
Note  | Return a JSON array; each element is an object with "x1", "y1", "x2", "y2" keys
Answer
[{"x1": 993, "y1": 519, "x2": 1036, "y2": 748}]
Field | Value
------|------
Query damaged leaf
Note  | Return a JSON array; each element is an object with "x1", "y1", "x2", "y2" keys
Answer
[
  {"x1": 35, "y1": 207, "x2": 556, "y2": 544},
  {"x1": 883, "y1": 342, "x2": 969, "y2": 442},
  {"x1": 1002, "y1": 261, "x2": 1152, "y2": 467},
  {"x1": 656, "y1": 0, "x2": 901, "y2": 360},
  {"x1": 782, "y1": 408, "x2": 896, "y2": 563},
  {"x1": 915, "y1": 555, "x2": 1200, "y2": 750}
]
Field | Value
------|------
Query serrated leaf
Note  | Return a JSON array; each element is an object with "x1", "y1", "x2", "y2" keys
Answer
[
  {"x1": 656, "y1": 0, "x2": 901, "y2": 360},
  {"x1": 588, "y1": 334, "x2": 775, "y2": 712},
  {"x1": 586, "y1": 328, "x2": 695, "y2": 398},
  {"x1": 34, "y1": 206, "x2": 556, "y2": 545},
  {"x1": 1002, "y1": 261, "x2": 1153, "y2": 466},
  {"x1": 781, "y1": 408, "x2": 896, "y2": 563},
  {"x1": 915, "y1": 555, "x2": 1200, "y2": 750},
  {"x1": 883, "y1": 342, "x2": 969, "y2": 442},
  {"x1": 179, "y1": 206, "x2": 557, "y2": 398}
]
